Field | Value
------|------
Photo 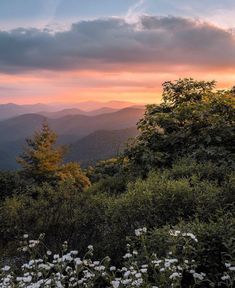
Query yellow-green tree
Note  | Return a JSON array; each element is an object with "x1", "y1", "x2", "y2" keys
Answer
[
  {"x1": 17, "y1": 121, "x2": 90, "y2": 189},
  {"x1": 57, "y1": 162, "x2": 91, "y2": 190}
]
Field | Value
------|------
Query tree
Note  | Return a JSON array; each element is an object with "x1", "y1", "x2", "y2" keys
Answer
[
  {"x1": 57, "y1": 162, "x2": 91, "y2": 190},
  {"x1": 17, "y1": 121, "x2": 65, "y2": 183},
  {"x1": 125, "y1": 78, "x2": 235, "y2": 176},
  {"x1": 17, "y1": 121, "x2": 90, "y2": 189}
]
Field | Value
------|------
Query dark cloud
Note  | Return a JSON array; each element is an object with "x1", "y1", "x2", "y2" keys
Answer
[{"x1": 0, "y1": 16, "x2": 235, "y2": 73}]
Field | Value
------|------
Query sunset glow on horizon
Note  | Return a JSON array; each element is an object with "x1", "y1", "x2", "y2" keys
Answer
[{"x1": 1, "y1": 0, "x2": 235, "y2": 105}]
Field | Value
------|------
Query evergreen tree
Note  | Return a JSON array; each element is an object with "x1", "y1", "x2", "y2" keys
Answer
[
  {"x1": 17, "y1": 121, "x2": 66, "y2": 183},
  {"x1": 18, "y1": 121, "x2": 91, "y2": 188}
]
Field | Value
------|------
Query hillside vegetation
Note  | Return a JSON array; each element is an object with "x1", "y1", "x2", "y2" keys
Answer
[{"x1": 0, "y1": 79, "x2": 234, "y2": 287}]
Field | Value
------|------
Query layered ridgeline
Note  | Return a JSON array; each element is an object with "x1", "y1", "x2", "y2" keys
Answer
[
  {"x1": 0, "y1": 101, "x2": 142, "y2": 121},
  {"x1": 0, "y1": 107, "x2": 143, "y2": 169}
]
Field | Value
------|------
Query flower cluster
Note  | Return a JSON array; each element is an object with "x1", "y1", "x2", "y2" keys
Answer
[
  {"x1": 169, "y1": 230, "x2": 198, "y2": 242},
  {"x1": 0, "y1": 229, "x2": 234, "y2": 288},
  {"x1": 134, "y1": 227, "x2": 147, "y2": 237}
]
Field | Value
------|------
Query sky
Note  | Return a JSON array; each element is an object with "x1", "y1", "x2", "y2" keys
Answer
[{"x1": 0, "y1": 0, "x2": 235, "y2": 104}]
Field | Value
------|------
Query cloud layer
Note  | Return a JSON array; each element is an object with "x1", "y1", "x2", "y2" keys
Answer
[{"x1": 1, "y1": 16, "x2": 235, "y2": 74}]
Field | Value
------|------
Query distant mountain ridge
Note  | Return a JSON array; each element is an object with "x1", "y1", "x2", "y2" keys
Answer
[
  {"x1": 0, "y1": 103, "x2": 53, "y2": 120},
  {"x1": 56, "y1": 100, "x2": 145, "y2": 111},
  {"x1": 0, "y1": 107, "x2": 144, "y2": 169},
  {"x1": 0, "y1": 107, "x2": 144, "y2": 141},
  {"x1": 0, "y1": 101, "x2": 145, "y2": 121},
  {"x1": 39, "y1": 107, "x2": 119, "y2": 118}
]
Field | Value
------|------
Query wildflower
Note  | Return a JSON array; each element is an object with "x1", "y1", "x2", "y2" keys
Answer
[
  {"x1": 111, "y1": 280, "x2": 120, "y2": 288},
  {"x1": 135, "y1": 229, "x2": 142, "y2": 236},
  {"x1": 95, "y1": 265, "x2": 105, "y2": 271},
  {"x1": 75, "y1": 258, "x2": 82, "y2": 265},
  {"x1": 169, "y1": 230, "x2": 181, "y2": 237},
  {"x1": 229, "y1": 266, "x2": 235, "y2": 271},
  {"x1": 193, "y1": 272, "x2": 205, "y2": 281},
  {"x1": 169, "y1": 272, "x2": 182, "y2": 279},
  {"x1": 23, "y1": 275, "x2": 32, "y2": 283},
  {"x1": 133, "y1": 250, "x2": 138, "y2": 255},
  {"x1": 124, "y1": 271, "x2": 131, "y2": 278},
  {"x1": 122, "y1": 279, "x2": 131, "y2": 285},
  {"x1": 135, "y1": 227, "x2": 147, "y2": 237},
  {"x1": 221, "y1": 275, "x2": 230, "y2": 281},
  {"x1": 110, "y1": 266, "x2": 116, "y2": 271},
  {"x1": 123, "y1": 253, "x2": 132, "y2": 259},
  {"x1": 190, "y1": 269, "x2": 195, "y2": 274},
  {"x1": 2, "y1": 266, "x2": 10, "y2": 272},
  {"x1": 70, "y1": 250, "x2": 78, "y2": 255},
  {"x1": 93, "y1": 261, "x2": 100, "y2": 266}
]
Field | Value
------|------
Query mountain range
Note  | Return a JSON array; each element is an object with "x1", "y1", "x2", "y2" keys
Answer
[
  {"x1": 0, "y1": 105, "x2": 144, "y2": 169},
  {"x1": 0, "y1": 101, "x2": 144, "y2": 120}
]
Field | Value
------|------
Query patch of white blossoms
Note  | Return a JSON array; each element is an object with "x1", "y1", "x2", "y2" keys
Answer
[{"x1": 0, "y1": 229, "x2": 234, "y2": 287}]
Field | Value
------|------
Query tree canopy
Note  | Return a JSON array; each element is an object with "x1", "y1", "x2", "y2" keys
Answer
[{"x1": 126, "y1": 78, "x2": 235, "y2": 175}]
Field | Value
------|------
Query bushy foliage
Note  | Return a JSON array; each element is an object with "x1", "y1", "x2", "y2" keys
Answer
[
  {"x1": 0, "y1": 158, "x2": 234, "y2": 265},
  {"x1": 126, "y1": 78, "x2": 235, "y2": 176},
  {"x1": 0, "y1": 182, "x2": 89, "y2": 254},
  {"x1": 86, "y1": 157, "x2": 130, "y2": 195},
  {"x1": 0, "y1": 172, "x2": 32, "y2": 201},
  {"x1": 145, "y1": 217, "x2": 235, "y2": 284},
  {"x1": 86, "y1": 157, "x2": 129, "y2": 183}
]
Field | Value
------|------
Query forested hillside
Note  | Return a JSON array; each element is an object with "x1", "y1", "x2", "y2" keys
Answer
[
  {"x1": 0, "y1": 79, "x2": 234, "y2": 287},
  {"x1": 0, "y1": 108, "x2": 143, "y2": 169},
  {"x1": 67, "y1": 127, "x2": 138, "y2": 165}
]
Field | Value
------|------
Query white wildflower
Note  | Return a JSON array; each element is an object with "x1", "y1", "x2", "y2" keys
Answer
[
  {"x1": 2, "y1": 266, "x2": 10, "y2": 272},
  {"x1": 221, "y1": 274, "x2": 230, "y2": 281},
  {"x1": 111, "y1": 280, "x2": 120, "y2": 288},
  {"x1": 169, "y1": 272, "x2": 182, "y2": 279}
]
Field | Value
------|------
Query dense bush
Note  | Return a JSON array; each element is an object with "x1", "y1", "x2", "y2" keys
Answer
[
  {"x1": 1, "y1": 158, "x2": 233, "y2": 265},
  {"x1": 0, "y1": 171, "x2": 31, "y2": 201},
  {"x1": 126, "y1": 79, "x2": 235, "y2": 176}
]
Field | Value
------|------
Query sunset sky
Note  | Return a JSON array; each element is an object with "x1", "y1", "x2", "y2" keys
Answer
[{"x1": 1, "y1": 0, "x2": 235, "y2": 104}]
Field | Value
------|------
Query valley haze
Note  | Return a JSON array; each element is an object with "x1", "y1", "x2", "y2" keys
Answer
[{"x1": 0, "y1": 102, "x2": 144, "y2": 169}]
